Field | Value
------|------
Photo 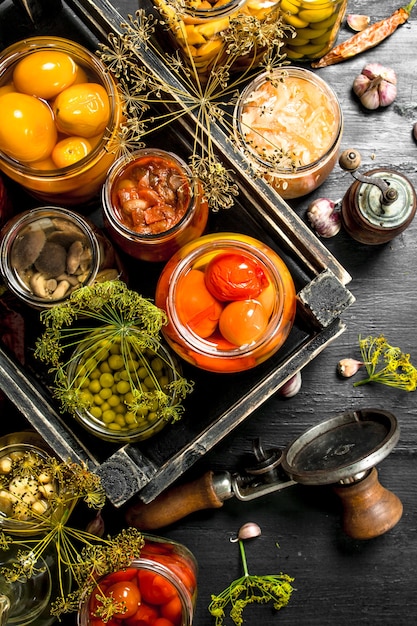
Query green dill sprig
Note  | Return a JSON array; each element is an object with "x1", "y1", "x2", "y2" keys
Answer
[
  {"x1": 208, "y1": 523, "x2": 294, "y2": 625},
  {"x1": 353, "y1": 335, "x2": 417, "y2": 391},
  {"x1": 98, "y1": 7, "x2": 293, "y2": 211},
  {"x1": 34, "y1": 280, "x2": 194, "y2": 423}
]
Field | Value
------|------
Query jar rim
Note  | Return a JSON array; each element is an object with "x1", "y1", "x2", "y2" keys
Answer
[
  {"x1": 234, "y1": 67, "x2": 343, "y2": 175},
  {"x1": 165, "y1": 233, "x2": 288, "y2": 359}
]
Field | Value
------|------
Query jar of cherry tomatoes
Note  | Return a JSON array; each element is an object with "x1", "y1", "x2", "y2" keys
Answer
[
  {"x1": 102, "y1": 149, "x2": 209, "y2": 263},
  {"x1": 77, "y1": 535, "x2": 197, "y2": 626},
  {"x1": 155, "y1": 232, "x2": 296, "y2": 373},
  {"x1": 0, "y1": 206, "x2": 121, "y2": 310},
  {"x1": 0, "y1": 36, "x2": 123, "y2": 206}
]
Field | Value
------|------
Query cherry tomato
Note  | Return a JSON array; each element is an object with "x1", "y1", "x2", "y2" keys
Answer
[
  {"x1": 219, "y1": 300, "x2": 268, "y2": 346},
  {"x1": 13, "y1": 50, "x2": 77, "y2": 100},
  {"x1": 153, "y1": 619, "x2": 175, "y2": 626},
  {"x1": 153, "y1": 555, "x2": 196, "y2": 594},
  {"x1": 90, "y1": 618, "x2": 122, "y2": 626},
  {"x1": 101, "y1": 568, "x2": 138, "y2": 585},
  {"x1": 205, "y1": 252, "x2": 269, "y2": 301},
  {"x1": 106, "y1": 581, "x2": 141, "y2": 619},
  {"x1": 125, "y1": 602, "x2": 158, "y2": 626},
  {"x1": 176, "y1": 269, "x2": 223, "y2": 338},
  {"x1": 137, "y1": 570, "x2": 177, "y2": 605},
  {"x1": 51, "y1": 135, "x2": 92, "y2": 168},
  {"x1": 256, "y1": 281, "x2": 276, "y2": 318},
  {"x1": 160, "y1": 594, "x2": 182, "y2": 625},
  {"x1": 53, "y1": 82, "x2": 110, "y2": 138}
]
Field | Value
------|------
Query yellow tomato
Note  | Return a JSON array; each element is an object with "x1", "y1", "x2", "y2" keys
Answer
[
  {"x1": 13, "y1": 51, "x2": 77, "y2": 100},
  {"x1": 219, "y1": 300, "x2": 268, "y2": 346},
  {"x1": 53, "y1": 82, "x2": 110, "y2": 138},
  {"x1": 0, "y1": 83, "x2": 15, "y2": 97},
  {"x1": 0, "y1": 92, "x2": 57, "y2": 163},
  {"x1": 51, "y1": 136, "x2": 92, "y2": 168}
]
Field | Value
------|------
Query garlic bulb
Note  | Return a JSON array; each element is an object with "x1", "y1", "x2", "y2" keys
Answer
[
  {"x1": 353, "y1": 63, "x2": 397, "y2": 110},
  {"x1": 306, "y1": 197, "x2": 341, "y2": 238}
]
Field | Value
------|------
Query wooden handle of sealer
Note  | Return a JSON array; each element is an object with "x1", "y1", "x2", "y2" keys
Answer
[{"x1": 125, "y1": 471, "x2": 228, "y2": 530}]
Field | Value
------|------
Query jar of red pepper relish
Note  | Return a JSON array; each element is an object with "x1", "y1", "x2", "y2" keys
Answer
[
  {"x1": 102, "y1": 149, "x2": 209, "y2": 263},
  {"x1": 77, "y1": 535, "x2": 197, "y2": 626},
  {"x1": 155, "y1": 232, "x2": 296, "y2": 373}
]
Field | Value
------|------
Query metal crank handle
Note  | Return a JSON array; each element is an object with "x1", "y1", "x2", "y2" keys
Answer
[{"x1": 125, "y1": 471, "x2": 235, "y2": 531}]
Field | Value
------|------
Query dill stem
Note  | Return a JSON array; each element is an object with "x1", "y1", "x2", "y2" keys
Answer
[{"x1": 238, "y1": 540, "x2": 250, "y2": 578}]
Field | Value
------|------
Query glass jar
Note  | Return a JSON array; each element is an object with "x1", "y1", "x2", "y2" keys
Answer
[
  {"x1": 234, "y1": 67, "x2": 343, "y2": 199},
  {"x1": 67, "y1": 328, "x2": 183, "y2": 443},
  {"x1": 0, "y1": 36, "x2": 123, "y2": 206},
  {"x1": 102, "y1": 149, "x2": 209, "y2": 262},
  {"x1": 281, "y1": 0, "x2": 348, "y2": 61},
  {"x1": 0, "y1": 206, "x2": 122, "y2": 310},
  {"x1": 77, "y1": 534, "x2": 197, "y2": 626},
  {"x1": 0, "y1": 432, "x2": 63, "y2": 537},
  {"x1": 153, "y1": 0, "x2": 281, "y2": 82},
  {"x1": 155, "y1": 232, "x2": 296, "y2": 373}
]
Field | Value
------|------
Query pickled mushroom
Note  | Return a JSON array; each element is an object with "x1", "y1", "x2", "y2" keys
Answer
[
  {"x1": 34, "y1": 241, "x2": 67, "y2": 277},
  {"x1": 11, "y1": 228, "x2": 46, "y2": 271}
]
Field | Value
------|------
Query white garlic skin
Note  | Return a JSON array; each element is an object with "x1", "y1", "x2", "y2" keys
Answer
[
  {"x1": 307, "y1": 197, "x2": 341, "y2": 238},
  {"x1": 346, "y1": 14, "x2": 370, "y2": 31},
  {"x1": 337, "y1": 358, "x2": 364, "y2": 378},
  {"x1": 279, "y1": 371, "x2": 302, "y2": 398},
  {"x1": 353, "y1": 64, "x2": 397, "y2": 110}
]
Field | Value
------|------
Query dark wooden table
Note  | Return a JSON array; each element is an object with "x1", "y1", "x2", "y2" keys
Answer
[
  {"x1": 107, "y1": 0, "x2": 417, "y2": 623},
  {"x1": 3, "y1": 0, "x2": 417, "y2": 624}
]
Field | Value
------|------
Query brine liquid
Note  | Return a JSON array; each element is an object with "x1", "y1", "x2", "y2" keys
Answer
[{"x1": 240, "y1": 75, "x2": 338, "y2": 169}]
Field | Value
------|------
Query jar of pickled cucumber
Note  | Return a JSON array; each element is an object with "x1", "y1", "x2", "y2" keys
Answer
[
  {"x1": 154, "y1": 0, "x2": 282, "y2": 81},
  {"x1": 281, "y1": 0, "x2": 348, "y2": 61}
]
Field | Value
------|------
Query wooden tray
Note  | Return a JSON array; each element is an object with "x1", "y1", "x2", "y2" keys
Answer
[{"x1": 0, "y1": 0, "x2": 354, "y2": 508}]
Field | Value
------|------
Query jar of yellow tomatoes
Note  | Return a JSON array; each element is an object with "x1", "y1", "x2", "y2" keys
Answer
[
  {"x1": 102, "y1": 149, "x2": 209, "y2": 262},
  {"x1": 234, "y1": 67, "x2": 343, "y2": 199},
  {"x1": 0, "y1": 36, "x2": 123, "y2": 206},
  {"x1": 155, "y1": 232, "x2": 296, "y2": 373},
  {"x1": 281, "y1": 0, "x2": 348, "y2": 61},
  {"x1": 0, "y1": 206, "x2": 121, "y2": 310},
  {"x1": 153, "y1": 0, "x2": 282, "y2": 82}
]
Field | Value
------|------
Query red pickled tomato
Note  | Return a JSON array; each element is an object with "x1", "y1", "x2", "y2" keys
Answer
[
  {"x1": 219, "y1": 300, "x2": 268, "y2": 346},
  {"x1": 105, "y1": 581, "x2": 141, "y2": 619},
  {"x1": 160, "y1": 594, "x2": 182, "y2": 625},
  {"x1": 153, "y1": 619, "x2": 175, "y2": 626},
  {"x1": 204, "y1": 252, "x2": 269, "y2": 302},
  {"x1": 125, "y1": 602, "x2": 159, "y2": 626},
  {"x1": 176, "y1": 269, "x2": 223, "y2": 338},
  {"x1": 138, "y1": 570, "x2": 177, "y2": 605},
  {"x1": 103, "y1": 568, "x2": 139, "y2": 585}
]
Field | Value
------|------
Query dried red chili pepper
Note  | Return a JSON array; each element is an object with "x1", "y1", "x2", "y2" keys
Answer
[{"x1": 312, "y1": 0, "x2": 416, "y2": 68}]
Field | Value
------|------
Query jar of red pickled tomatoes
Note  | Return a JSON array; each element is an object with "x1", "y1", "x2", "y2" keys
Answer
[
  {"x1": 77, "y1": 535, "x2": 197, "y2": 626},
  {"x1": 102, "y1": 149, "x2": 209, "y2": 263},
  {"x1": 155, "y1": 232, "x2": 296, "y2": 373},
  {"x1": 234, "y1": 67, "x2": 343, "y2": 199},
  {"x1": 0, "y1": 37, "x2": 123, "y2": 206}
]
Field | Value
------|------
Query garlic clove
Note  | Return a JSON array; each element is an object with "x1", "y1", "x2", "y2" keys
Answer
[
  {"x1": 238, "y1": 522, "x2": 262, "y2": 540},
  {"x1": 362, "y1": 63, "x2": 396, "y2": 84},
  {"x1": 278, "y1": 371, "x2": 302, "y2": 398},
  {"x1": 346, "y1": 14, "x2": 370, "y2": 31},
  {"x1": 337, "y1": 358, "x2": 364, "y2": 378},
  {"x1": 352, "y1": 73, "x2": 371, "y2": 98},
  {"x1": 378, "y1": 80, "x2": 397, "y2": 107},
  {"x1": 307, "y1": 197, "x2": 341, "y2": 238},
  {"x1": 413, "y1": 122, "x2": 417, "y2": 142}
]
